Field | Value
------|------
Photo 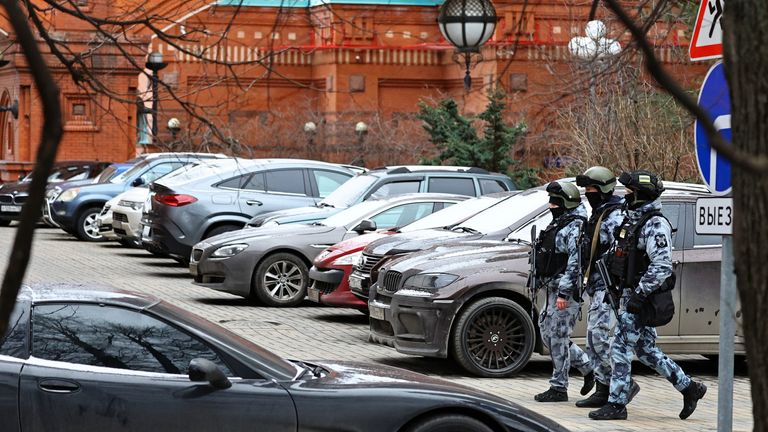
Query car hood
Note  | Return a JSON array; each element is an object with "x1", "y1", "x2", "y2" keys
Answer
[
  {"x1": 365, "y1": 228, "x2": 474, "y2": 256},
  {"x1": 331, "y1": 231, "x2": 391, "y2": 253},
  {"x1": 384, "y1": 240, "x2": 530, "y2": 277},
  {"x1": 201, "y1": 223, "x2": 338, "y2": 247},
  {"x1": 115, "y1": 187, "x2": 149, "y2": 202},
  {"x1": 0, "y1": 181, "x2": 30, "y2": 195}
]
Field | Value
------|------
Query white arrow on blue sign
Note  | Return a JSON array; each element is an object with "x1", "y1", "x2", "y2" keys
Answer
[{"x1": 695, "y1": 61, "x2": 731, "y2": 195}]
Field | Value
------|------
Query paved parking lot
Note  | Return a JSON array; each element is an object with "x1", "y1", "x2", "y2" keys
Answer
[{"x1": 0, "y1": 226, "x2": 754, "y2": 431}]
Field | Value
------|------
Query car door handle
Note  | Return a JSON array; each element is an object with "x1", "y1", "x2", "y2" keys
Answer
[
  {"x1": 245, "y1": 200, "x2": 263, "y2": 207},
  {"x1": 39, "y1": 379, "x2": 81, "y2": 394}
]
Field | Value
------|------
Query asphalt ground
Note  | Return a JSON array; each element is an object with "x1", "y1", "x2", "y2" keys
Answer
[{"x1": 0, "y1": 226, "x2": 754, "y2": 431}]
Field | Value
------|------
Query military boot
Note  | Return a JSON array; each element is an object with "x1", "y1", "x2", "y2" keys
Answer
[
  {"x1": 534, "y1": 387, "x2": 568, "y2": 402},
  {"x1": 580, "y1": 370, "x2": 595, "y2": 396},
  {"x1": 576, "y1": 381, "x2": 609, "y2": 408},
  {"x1": 627, "y1": 379, "x2": 641, "y2": 403},
  {"x1": 589, "y1": 403, "x2": 628, "y2": 420},
  {"x1": 679, "y1": 381, "x2": 707, "y2": 419}
]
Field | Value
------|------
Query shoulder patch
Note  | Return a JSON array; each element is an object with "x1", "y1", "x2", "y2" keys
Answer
[{"x1": 654, "y1": 234, "x2": 669, "y2": 248}]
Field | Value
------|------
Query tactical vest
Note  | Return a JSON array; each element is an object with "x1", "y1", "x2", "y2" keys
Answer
[
  {"x1": 584, "y1": 204, "x2": 623, "y2": 268},
  {"x1": 608, "y1": 211, "x2": 667, "y2": 288},
  {"x1": 534, "y1": 214, "x2": 585, "y2": 277}
]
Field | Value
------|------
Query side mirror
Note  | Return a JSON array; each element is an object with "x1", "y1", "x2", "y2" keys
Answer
[
  {"x1": 352, "y1": 219, "x2": 377, "y2": 234},
  {"x1": 188, "y1": 358, "x2": 231, "y2": 389},
  {"x1": 131, "y1": 177, "x2": 145, "y2": 187},
  {"x1": 18, "y1": 174, "x2": 24, "y2": 181}
]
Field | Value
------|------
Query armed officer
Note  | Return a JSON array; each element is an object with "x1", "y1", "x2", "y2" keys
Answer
[
  {"x1": 533, "y1": 181, "x2": 594, "y2": 403},
  {"x1": 574, "y1": 167, "x2": 640, "y2": 408},
  {"x1": 589, "y1": 170, "x2": 707, "y2": 421}
]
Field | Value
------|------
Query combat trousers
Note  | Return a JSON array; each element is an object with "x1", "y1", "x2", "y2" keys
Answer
[
  {"x1": 608, "y1": 293, "x2": 692, "y2": 405},
  {"x1": 585, "y1": 289, "x2": 614, "y2": 386},
  {"x1": 539, "y1": 289, "x2": 592, "y2": 391}
]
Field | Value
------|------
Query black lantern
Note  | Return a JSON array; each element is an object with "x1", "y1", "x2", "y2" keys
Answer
[
  {"x1": 145, "y1": 52, "x2": 168, "y2": 139},
  {"x1": 437, "y1": 0, "x2": 497, "y2": 90}
]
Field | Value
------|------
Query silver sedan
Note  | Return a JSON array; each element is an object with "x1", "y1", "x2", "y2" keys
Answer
[{"x1": 190, "y1": 193, "x2": 467, "y2": 306}]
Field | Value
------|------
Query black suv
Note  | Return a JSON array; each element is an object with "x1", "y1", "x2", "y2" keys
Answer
[{"x1": 249, "y1": 166, "x2": 516, "y2": 227}]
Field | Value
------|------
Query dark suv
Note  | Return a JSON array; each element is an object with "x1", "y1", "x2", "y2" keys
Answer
[
  {"x1": 249, "y1": 166, "x2": 516, "y2": 227},
  {"x1": 0, "y1": 161, "x2": 110, "y2": 226}
]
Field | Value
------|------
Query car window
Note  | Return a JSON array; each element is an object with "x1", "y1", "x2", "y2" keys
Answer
[
  {"x1": 31, "y1": 304, "x2": 233, "y2": 376},
  {"x1": 400, "y1": 195, "x2": 504, "y2": 232},
  {"x1": 660, "y1": 203, "x2": 682, "y2": 249},
  {"x1": 368, "y1": 181, "x2": 420, "y2": 200},
  {"x1": 693, "y1": 233, "x2": 722, "y2": 247},
  {"x1": 480, "y1": 179, "x2": 509, "y2": 194},
  {"x1": 457, "y1": 190, "x2": 548, "y2": 234},
  {"x1": 0, "y1": 300, "x2": 29, "y2": 359},
  {"x1": 243, "y1": 173, "x2": 266, "y2": 191},
  {"x1": 369, "y1": 202, "x2": 437, "y2": 229},
  {"x1": 139, "y1": 162, "x2": 185, "y2": 185},
  {"x1": 428, "y1": 177, "x2": 476, "y2": 196},
  {"x1": 313, "y1": 170, "x2": 351, "y2": 198},
  {"x1": 265, "y1": 170, "x2": 305, "y2": 195},
  {"x1": 217, "y1": 174, "x2": 249, "y2": 190}
]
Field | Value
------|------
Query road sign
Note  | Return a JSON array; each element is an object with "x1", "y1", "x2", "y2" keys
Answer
[
  {"x1": 695, "y1": 197, "x2": 733, "y2": 235},
  {"x1": 690, "y1": 0, "x2": 724, "y2": 61},
  {"x1": 695, "y1": 61, "x2": 731, "y2": 195}
]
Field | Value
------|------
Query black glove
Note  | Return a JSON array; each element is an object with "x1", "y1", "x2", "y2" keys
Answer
[{"x1": 625, "y1": 292, "x2": 646, "y2": 314}]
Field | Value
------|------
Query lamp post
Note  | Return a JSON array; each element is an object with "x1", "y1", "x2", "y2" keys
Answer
[
  {"x1": 167, "y1": 117, "x2": 181, "y2": 141},
  {"x1": 0, "y1": 100, "x2": 18, "y2": 120},
  {"x1": 437, "y1": 0, "x2": 497, "y2": 91},
  {"x1": 354, "y1": 121, "x2": 368, "y2": 167},
  {"x1": 145, "y1": 52, "x2": 167, "y2": 139},
  {"x1": 304, "y1": 121, "x2": 317, "y2": 158}
]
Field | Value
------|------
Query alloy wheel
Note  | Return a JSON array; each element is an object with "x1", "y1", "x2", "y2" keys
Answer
[
  {"x1": 263, "y1": 260, "x2": 305, "y2": 301},
  {"x1": 83, "y1": 213, "x2": 102, "y2": 240},
  {"x1": 463, "y1": 305, "x2": 529, "y2": 374}
]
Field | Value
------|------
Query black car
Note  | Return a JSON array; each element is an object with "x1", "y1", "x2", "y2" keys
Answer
[
  {"x1": 0, "y1": 161, "x2": 111, "y2": 226},
  {"x1": 0, "y1": 284, "x2": 567, "y2": 432}
]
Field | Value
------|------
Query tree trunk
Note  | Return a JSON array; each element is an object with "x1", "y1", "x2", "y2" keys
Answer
[{"x1": 724, "y1": 1, "x2": 768, "y2": 429}]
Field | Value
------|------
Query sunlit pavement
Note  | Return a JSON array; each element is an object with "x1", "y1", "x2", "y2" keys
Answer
[{"x1": 1, "y1": 226, "x2": 754, "y2": 431}]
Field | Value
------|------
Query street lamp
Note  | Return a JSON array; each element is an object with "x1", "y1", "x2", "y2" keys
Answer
[
  {"x1": 167, "y1": 117, "x2": 181, "y2": 140},
  {"x1": 353, "y1": 121, "x2": 368, "y2": 167},
  {"x1": 145, "y1": 52, "x2": 168, "y2": 138},
  {"x1": 437, "y1": 0, "x2": 497, "y2": 90},
  {"x1": 0, "y1": 100, "x2": 18, "y2": 120},
  {"x1": 304, "y1": 121, "x2": 317, "y2": 157}
]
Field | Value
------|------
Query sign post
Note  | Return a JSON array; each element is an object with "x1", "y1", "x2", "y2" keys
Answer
[{"x1": 694, "y1": 59, "x2": 735, "y2": 432}]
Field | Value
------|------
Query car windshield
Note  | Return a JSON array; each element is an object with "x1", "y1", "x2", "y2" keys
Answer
[
  {"x1": 318, "y1": 174, "x2": 379, "y2": 208},
  {"x1": 110, "y1": 161, "x2": 149, "y2": 184},
  {"x1": 320, "y1": 200, "x2": 384, "y2": 228},
  {"x1": 158, "y1": 159, "x2": 240, "y2": 187},
  {"x1": 453, "y1": 189, "x2": 547, "y2": 234},
  {"x1": 149, "y1": 301, "x2": 298, "y2": 380},
  {"x1": 399, "y1": 195, "x2": 506, "y2": 232},
  {"x1": 23, "y1": 165, "x2": 90, "y2": 183},
  {"x1": 93, "y1": 165, "x2": 120, "y2": 183}
]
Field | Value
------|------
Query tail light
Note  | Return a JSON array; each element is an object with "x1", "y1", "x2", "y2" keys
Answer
[{"x1": 154, "y1": 193, "x2": 198, "y2": 207}]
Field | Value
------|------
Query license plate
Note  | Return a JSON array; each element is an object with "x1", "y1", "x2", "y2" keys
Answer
[
  {"x1": 349, "y1": 277, "x2": 362, "y2": 289},
  {"x1": 142, "y1": 225, "x2": 151, "y2": 239},
  {"x1": 189, "y1": 263, "x2": 198, "y2": 276},
  {"x1": 369, "y1": 305, "x2": 386, "y2": 321},
  {"x1": 1, "y1": 205, "x2": 21, "y2": 213},
  {"x1": 307, "y1": 287, "x2": 321, "y2": 303}
]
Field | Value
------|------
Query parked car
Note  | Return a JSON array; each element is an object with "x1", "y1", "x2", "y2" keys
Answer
[
  {"x1": 49, "y1": 153, "x2": 228, "y2": 241},
  {"x1": 0, "y1": 160, "x2": 111, "y2": 226},
  {"x1": 43, "y1": 162, "x2": 134, "y2": 227},
  {"x1": 146, "y1": 159, "x2": 357, "y2": 262},
  {"x1": 308, "y1": 192, "x2": 519, "y2": 311},
  {"x1": 0, "y1": 284, "x2": 567, "y2": 432},
  {"x1": 191, "y1": 193, "x2": 468, "y2": 307},
  {"x1": 95, "y1": 196, "x2": 121, "y2": 242},
  {"x1": 368, "y1": 183, "x2": 744, "y2": 378},
  {"x1": 249, "y1": 166, "x2": 516, "y2": 227},
  {"x1": 348, "y1": 188, "x2": 551, "y2": 303},
  {"x1": 109, "y1": 187, "x2": 150, "y2": 245}
]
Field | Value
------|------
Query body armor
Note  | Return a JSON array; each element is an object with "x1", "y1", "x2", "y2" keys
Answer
[
  {"x1": 535, "y1": 214, "x2": 585, "y2": 277},
  {"x1": 584, "y1": 204, "x2": 622, "y2": 268},
  {"x1": 608, "y1": 211, "x2": 664, "y2": 288}
]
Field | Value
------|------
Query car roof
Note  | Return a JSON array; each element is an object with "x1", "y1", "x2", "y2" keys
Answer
[
  {"x1": 18, "y1": 284, "x2": 159, "y2": 310},
  {"x1": 367, "y1": 166, "x2": 504, "y2": 176},
  {"x1": 366, "y1": 192, "x2": 471, "y2": 204}
]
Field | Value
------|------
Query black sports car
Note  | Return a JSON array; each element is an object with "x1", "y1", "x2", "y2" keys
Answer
[{"x1": 0, "y1": 284, "x2": 567, "y2": 432}]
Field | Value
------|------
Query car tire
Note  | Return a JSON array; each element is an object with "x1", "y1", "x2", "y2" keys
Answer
[
  {"x1": 204, "y1": 224, "x2": 242, "y2": 239},
  {"x1": 403, "y1": 414, "x2": 493, "y2": 432},
  {"x1": 451, "y1": 296, "x2": 535, "y2": 378},
  {"x1": 75, "y1": 207, "x2": 105, "y2": 242},
  {"x1": 253, "y1": 253, "x2": 309, "y2": 307}
]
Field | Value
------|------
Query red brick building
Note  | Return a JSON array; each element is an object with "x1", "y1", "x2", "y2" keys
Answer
[{"x1": 0, "y1": 0, "x2": 706, "y2": 180}]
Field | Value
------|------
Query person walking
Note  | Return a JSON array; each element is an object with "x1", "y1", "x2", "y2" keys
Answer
[
  {"x1": 589, "y1": 170, "x2": 707, "y2": 420},
  {"x1": 532, "y1": 181, "x2": 594, "y2": 402},
  {"x1": 574, "y1": 166, "x2": 639, "y2": 408}
]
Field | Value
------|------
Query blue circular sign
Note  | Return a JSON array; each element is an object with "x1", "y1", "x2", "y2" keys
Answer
[{"x1": 695, "y1": 61, "x2": 731, "y2": 195}]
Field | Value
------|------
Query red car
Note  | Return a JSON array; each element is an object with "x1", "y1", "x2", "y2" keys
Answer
[{"x1": 307, "y1": 192, "x2": 517, "y2": 310}]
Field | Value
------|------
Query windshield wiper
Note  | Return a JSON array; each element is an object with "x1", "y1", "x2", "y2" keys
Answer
[
  {"x1": 292, "y1": 360, "x2": 323, "y2": 379},
  {"x1": 317, "y1": 202, "x2": 335, "y2": 208},
  {"x1": 452, "y1": 226, "x2": 481, "y2": 234},
  {"x1": 506, "y1": 238, "x2": 532, "y2": 246}
]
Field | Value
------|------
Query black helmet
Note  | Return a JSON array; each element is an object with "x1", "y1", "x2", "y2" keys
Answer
[
  {"x1": 546, "y1": 181, "x2": 580, "y2": 209},
  {"x1": 576, "y1": 166, "x2": 616, "y2": 194},
  {"x1": 619, "y1": 170, "x2": 665, "y2": 204}
]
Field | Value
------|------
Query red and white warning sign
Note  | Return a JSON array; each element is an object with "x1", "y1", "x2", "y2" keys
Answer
[{"x1": 689, "y1": 0, "x2": 724, "y2": 61}]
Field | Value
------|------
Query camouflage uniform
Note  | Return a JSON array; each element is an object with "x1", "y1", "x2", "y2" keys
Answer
[
  {"x1": 539, "y1": 203, "x2": 592, "y2": 391},
  {"x1": 584, "y1": 196, "x2": 624, "y2": 386},
  {"x1": 608, "y1": 199, "x2": 691, "y2": 405}
]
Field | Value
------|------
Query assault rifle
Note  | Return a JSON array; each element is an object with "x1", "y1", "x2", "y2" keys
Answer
[
  {"x1": 596, "y1": 256, "x2": 620, "y2": 320},
  {"x1": 527, "y1": 224, "x2": 539, "y2": 321},
  {"x1": 575, "y1": 225, "x2": 585, "y2": 321}
]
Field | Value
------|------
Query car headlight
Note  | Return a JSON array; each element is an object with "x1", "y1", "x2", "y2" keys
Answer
[
  {"x1": 118, "y1": 200, "x2": 143, "y2": 211},
  {"x1": 332, "y1": 251, "x2": 362, "y2": 266},
  {"x1": 46, "y1": 187, "x2": 62, "y2": 200},
  {"x1": 403, "y1": 273, "x2": 459, "y2": 292},
  {"x1": 211, "y1": 244, "x2": 248, "y2": 258},
  {"x1": 57, "y1": 188, "x2": 80, "y2": 202}
]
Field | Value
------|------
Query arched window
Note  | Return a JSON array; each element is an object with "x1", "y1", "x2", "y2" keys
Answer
[{"x1": 0, "y1": 90, "x2": 12, "y2": 160}]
